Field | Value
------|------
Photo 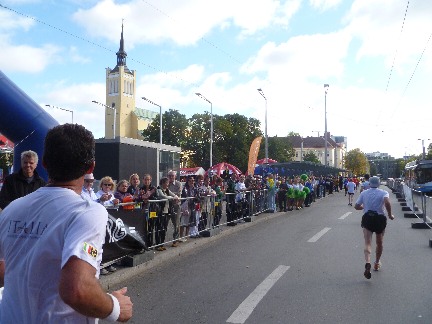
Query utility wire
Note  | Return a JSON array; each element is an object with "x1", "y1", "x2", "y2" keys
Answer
[
  {"x1": 385, "y1": 0, "x2": 410, "y2": 92},
  {"x1": 0, "y1": 3, "x2": 201, "y2": 88}
]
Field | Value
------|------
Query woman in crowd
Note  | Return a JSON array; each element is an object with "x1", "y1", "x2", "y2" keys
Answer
[
  {"x1": 138, "y1": 174, "x2": 158, "y2": 248},
  {"x1": 96, "y1": 176, "x2": 119, "y2": 207},
  {"x1": 114, "y1": 179, "x2": 134, "y2": 210},
  {"x1": 212, "y1": 176, "x2": 224, "y2": 227},
  {"x1": 127, "y1": 173, "x2": 140, "y2": 196},
  {"x1": 197, "y1": 176, "x2": 214, "y2": 232},
  {"x1": 181, "y1": 176, "x2": 199, "y2": 240},
  {"x1": 292, "y1": 176, "x2": 304, "y2": 210},
  {"x1": 155, "y1": 177, "x2": 179, "y2": 251}
]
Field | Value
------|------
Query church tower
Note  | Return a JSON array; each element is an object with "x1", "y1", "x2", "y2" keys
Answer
[{"x1": 105, "y1": 23, "x2": 138, "y2": 139}]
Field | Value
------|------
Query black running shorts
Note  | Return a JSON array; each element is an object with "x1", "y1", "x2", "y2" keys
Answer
[{"x1": 361, "y1": 211, "x2": 387, "y2": 234}]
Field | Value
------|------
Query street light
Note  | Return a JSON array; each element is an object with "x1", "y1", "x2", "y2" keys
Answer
[
  {"x1": 418, "y1": 138, "x2": 431, "y2": 160},
  {"x1": 195, "y1": 93, "x2": 213, "y2": 168},
  {"x1": 45, "y1": 104, "x2": 74, "y2": 123},
  {"x1": 91, "y1": 100, "x2": 116, "y2": 139},
  {"x1": 300, "y1": 137, "x2": 304, "y2": 162},
  {"x1": 324, "y1": 84, "x2": 329, "y2": 166},
  {"x1": 257, "y1": 88, "x2": 268, "y2": 164},
  {"x1": 142, "y1": 97, "x2": 162, "y2": 145}
]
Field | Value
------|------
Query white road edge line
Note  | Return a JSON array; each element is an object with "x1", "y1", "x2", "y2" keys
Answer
[
  {"x1": 307, "y1": 227, "x2": 331, "y2": 243},
  {"x1": 226, "y1": 265, "x2": 290, "y2": 324},
  {"x1": 339, "y1": 212, "x2": 352, "y2": 220}
]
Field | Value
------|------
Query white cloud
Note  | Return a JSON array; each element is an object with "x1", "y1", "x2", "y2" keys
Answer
[
  {"x1": 309, "y1": 0, "x2": 342, "y2": 11},
  {"x1": 0, "y1": 40, "x2": 60, "y2": 73},
  {"x1": 0, "y1": 9, "x2": 34, "y2": 31},
  {"x1": 41, "y1": 82, "x2": 106, "y2": 138},
  {"x1": 241, "y1": 30, "x2": 351, "y2": 81},
  {"x1": 345, "y1": 0, "x2": 432, "y2": 69},
  {"x1": 69, "y1": 46, "x2": 91, "y2": 64},
  {"x1": 72, "y1": 0, "x2": 301, "y2": 47}
]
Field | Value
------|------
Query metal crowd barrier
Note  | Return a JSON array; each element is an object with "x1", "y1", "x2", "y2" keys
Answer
[
  {"x1": 101, "y1": 188, "x2": 274, "y2": 267},
  {"x1": 389, "y1": 182, "x2": 432, "y2": 234}
]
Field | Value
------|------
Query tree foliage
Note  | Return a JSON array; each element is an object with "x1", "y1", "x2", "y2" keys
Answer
[
  {"x1": 345, "y1": 148, "x2": 369, "y2": 176},
  {"x1": 259, "y1": 136, "x2": 294, "y2": 163},
  {"x1": 303, "y1": 151, "x2": 320, "y2": 164},
  {"x1": 141, "y1": 109, "x2": 189, "y2": 147},
  {"x1": 141, "y1": 111, "x2": 300, "y2": 172}
]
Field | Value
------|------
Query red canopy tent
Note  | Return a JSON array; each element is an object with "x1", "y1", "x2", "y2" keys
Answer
[
  {"x1": 179, "y1": 167, "x2": 205, "y2": 177},
  {"x1": 207, "y1": 162, "x2": 242, "y2": 177},
  {"x1": 256, "y1": 158, "x2": 277, "y2": 164}
]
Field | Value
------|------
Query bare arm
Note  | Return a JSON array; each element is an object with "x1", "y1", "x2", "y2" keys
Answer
[
  {"x1": 59, "y1": 256, "x2": 133, "y2": 322},
  {"x1": 354, "y1": 203, "x2": 363, "y2": 211},
  {"x1": 384, "y1": 197, "x2": 395, "y2": 220}
]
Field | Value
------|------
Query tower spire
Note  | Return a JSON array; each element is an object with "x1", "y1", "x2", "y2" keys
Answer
[{"x1": 116, "y1": 20, "x2": 127, "y2": 67}]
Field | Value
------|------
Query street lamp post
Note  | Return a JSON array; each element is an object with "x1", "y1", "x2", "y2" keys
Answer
[
  {"x1": 257, "y1": 88, "x2": 268, "y2": 164},
  {"x1": 418, "y1": 138, "x2": 431, "y2": 160},
  {"x1": 142, "y1": 97, "x2": 162, "y2": 145},
  {"x1": 45, "y1": 104, "x2": 74, "y2": 123},
  {"x1": 91, "y1": 100, "x2": 116, "y2": 139},
  {"x1": 195, "y1": 93, "x2": 213, "y2": 168},
  {"x1": 324, "y1": 84, "x2": 329, "y2": 166},
  {"x1": 300, "y1": 137, "x2": 304, "y2": 162}
]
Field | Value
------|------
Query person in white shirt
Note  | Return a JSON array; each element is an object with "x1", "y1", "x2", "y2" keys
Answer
[
  {"x1": 81, "y1": 173, "x2": 98, "y2": 202},
  {"x1": 0, "y1": 124, "x2": 133, "y2": 323},
  {"x1": 355, "y1": 176, "x2": 395, "y2": 279},
  {"x1": 346, "y1": 178, "x2": 356, "y2": 206},
  {"x1": 96, "y1": 176, "x2": 119, "y2": 207}
]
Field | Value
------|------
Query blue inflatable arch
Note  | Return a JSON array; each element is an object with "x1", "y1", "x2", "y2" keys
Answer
[{"x1": 0, "y1": 71, "x2": 59, "y2": 181}]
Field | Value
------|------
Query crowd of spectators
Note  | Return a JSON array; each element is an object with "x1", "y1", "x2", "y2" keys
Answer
[{"x1": 1, "y1": 153, "x2": 365, "y2": 278}]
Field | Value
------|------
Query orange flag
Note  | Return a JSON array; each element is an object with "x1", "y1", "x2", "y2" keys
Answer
[{"x1": 247, "y1": 136, "x2": 262, "y2": 175}]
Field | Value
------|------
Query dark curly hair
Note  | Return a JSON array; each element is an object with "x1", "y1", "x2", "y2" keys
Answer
[{"x1": 43, "y1": 124, "x2": 95, "y2": 182}]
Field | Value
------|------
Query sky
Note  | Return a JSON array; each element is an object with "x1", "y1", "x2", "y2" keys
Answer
[{"x1": 0, "y1": 0, "x2": 431, "y2": 160}]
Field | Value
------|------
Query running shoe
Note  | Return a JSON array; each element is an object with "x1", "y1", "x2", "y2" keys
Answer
[
  {"x1": 373, "y1": 262, "x2": 381, "y2": 271},
  {"x1": 364, "y1": 263, "x2": 371, "y2": 279}
]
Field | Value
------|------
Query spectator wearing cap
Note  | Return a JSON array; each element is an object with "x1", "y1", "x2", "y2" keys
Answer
[
  {"x1": 81, "y1": 173, "x2": 98, "y2": 202},
  {"x1": 355, "y1": 176, "x2": 395, "y2": 279}
]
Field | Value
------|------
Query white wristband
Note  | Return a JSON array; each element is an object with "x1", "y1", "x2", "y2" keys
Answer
[{"x1": 105, "y1": 293, "x2": 120, "y2": 322}]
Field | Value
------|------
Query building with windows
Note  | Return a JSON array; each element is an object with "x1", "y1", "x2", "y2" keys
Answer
[
  {"x1": 365, "y1": 151, "x2": 399, "y2": 179},
  {"x1": 289, "y1": 133, "x2": 346, "y2": 169}
]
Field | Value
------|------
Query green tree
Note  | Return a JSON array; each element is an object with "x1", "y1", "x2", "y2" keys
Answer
[
  {"x1": 141, "y1": 109, "x2": 189, "y2": 147},
  {"x1": 261, "y1": 136, "x2": 294, "y2": 162},
  {"x1": 303, "y1": 151, "x2": 320, "y2": 164},
  {"x1": 345, "y1": 148, "x2": 369, "y2": 176},
  {"x1": 214, "y1": 114, "x2": 262, "y2": 172},
  {"x1": 184, "y1": 112, "x2": 211, "y2": 168}
]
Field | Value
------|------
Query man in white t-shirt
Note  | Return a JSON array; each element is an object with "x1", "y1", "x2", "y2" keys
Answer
[
  {"x1": 355, "y1": 176, "x2": 395, "y2": 280},
  {"x1": 0, "y1": 124, "x2": 133, "y2": 323},
  {"x1": 346, "y1": 178, "x2": 356, "y2": 206}
]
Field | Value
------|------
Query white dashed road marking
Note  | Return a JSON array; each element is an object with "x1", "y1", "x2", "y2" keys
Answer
[
  {"x1": 226, "y1": 265, "x2": 290, "y2": 323},
  {"x1": 307, "y1": 227, "x2": 331, "y2": 242},
  {"x1": 339, "y1": 212, "x2": 352, "y2": 220}
]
